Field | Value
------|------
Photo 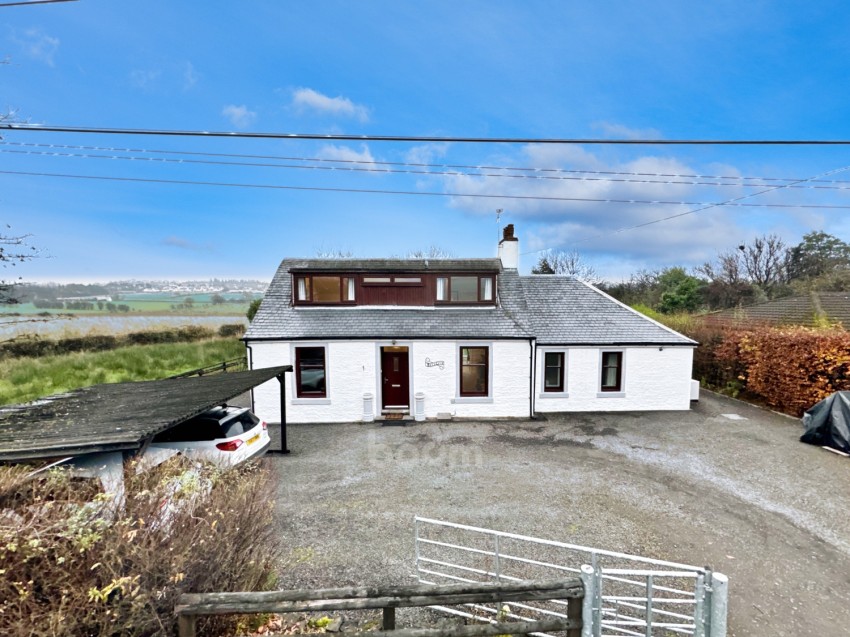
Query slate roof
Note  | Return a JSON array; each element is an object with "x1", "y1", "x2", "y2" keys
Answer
[
  {"x1": 520, "y1": 276, "x2": 696, "y2": 345},
  {"x1": 289, "y1": 258, "x2": 502, "y2": 272},
  {"x1": 0, "y1": 366, "x2": 290, "y2": 462},
  {"x1": 245, "y1": 259, "x2": 694, "y2": 346},
  {"x1": 709, "y1": 292, "x2": 850, "y2": 328}
]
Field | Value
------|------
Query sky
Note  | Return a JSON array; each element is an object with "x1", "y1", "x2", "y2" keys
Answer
[{"x1": 3, "y1": 0, "x2": 850, "y2": 282}]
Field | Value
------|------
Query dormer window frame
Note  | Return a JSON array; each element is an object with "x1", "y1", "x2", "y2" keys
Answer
[
  {"x1": 293, "y1": 274, "x2": 357, "y2": 306},
  {"x1": 435, "y1": 273, "x2": 497, "y2": 305}
]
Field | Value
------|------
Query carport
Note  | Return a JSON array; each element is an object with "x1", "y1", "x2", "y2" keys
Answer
[{"x1": 0, "y1": 365, "x2": 292, "y2": 462}]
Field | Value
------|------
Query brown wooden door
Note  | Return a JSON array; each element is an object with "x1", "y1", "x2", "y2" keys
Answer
[{"x1": 381, "y1": 349, "x2": 410, "y2": 408}]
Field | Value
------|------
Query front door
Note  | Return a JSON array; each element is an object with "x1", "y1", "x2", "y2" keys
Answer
[{"x1": 381, "y1": 347, "x2": 410, "y2": 409}]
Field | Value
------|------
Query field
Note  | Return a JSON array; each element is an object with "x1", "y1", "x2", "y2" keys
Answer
[
  {"x1": 0, "y1": 337, "x2": 246, "y2": 405},
  {"x1": 0, "y1": 292, "x2": 259, "y2": 317}
]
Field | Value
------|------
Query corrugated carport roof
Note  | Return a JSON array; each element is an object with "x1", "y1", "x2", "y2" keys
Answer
[{"x1": 0, "y1": 366, "x2": 290, "y2": 462}]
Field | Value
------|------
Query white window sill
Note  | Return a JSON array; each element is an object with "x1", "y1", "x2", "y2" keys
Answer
[
  {"x1": 452, "y1": 397, "x2": 494, "y2": 404},
  {"x1": 596, "y1": 392, "x2": 626, "y2": 398},
  {"x1": 539, "y1": 392, "x2": 569, "y2": 399},
  {"x1": 292, "y1": 398, "x2": 331, "y2": 405}
]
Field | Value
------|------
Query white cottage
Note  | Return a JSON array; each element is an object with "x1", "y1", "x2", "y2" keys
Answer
[{"x1": 245, "y1": 226, "x2": 697, "y2": 423}]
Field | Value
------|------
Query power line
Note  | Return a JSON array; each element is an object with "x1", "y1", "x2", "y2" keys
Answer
[
  {"x1": 6, "y1": 140, "x2": 850, "y2": 185},
  {"x1": 8, "y1": 143, "x2": 850, "y2": 192},
  {"x1": 5, "y1": 168, "x2": 850, "y2": 210},
  {"x1": 0, "y1": 0, "x2": 78, "y2": 6},
  {"x1": 5, "y1": 123, "x2": 850, "y2": 144}
]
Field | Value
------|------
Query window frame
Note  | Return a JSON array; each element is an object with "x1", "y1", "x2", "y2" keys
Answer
[
  {"x1": 599, "y1": 350, "x2": 624, "y2": 395},
  {"x1": 542, "y1": 350, "x2": 567, "y2": 394},
  {"x1": 435, "y1": 274, "x2": 497, "y2": 305},
  {"x1": 458, "y1": 345, "x2": 490, "y2": 398},
  {"x1": 294, "y1": 345, "x2": 328, "y2": 399},
  {"x1": 293, "y1": 275, "x2": 356, "y2": 305}
]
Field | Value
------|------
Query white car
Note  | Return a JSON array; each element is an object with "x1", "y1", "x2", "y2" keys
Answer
[{"x1": 149, "y1": 405, "x2": 271, "y2": 468}]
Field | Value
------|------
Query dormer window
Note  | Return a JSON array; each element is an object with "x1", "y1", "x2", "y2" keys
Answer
[
  {"x1": 436, "y1": 275, "x2": 495, "y2": 303},
  {"x1": 295, "y1": 276, "x2": 355, "y2": 304}
]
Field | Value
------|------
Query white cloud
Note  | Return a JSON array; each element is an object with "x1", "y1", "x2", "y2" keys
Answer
[
  {"x1": 183, "y1": 61, "x2": 199, "y2": 89},
  {"x1": 592, "y1": 121, "x2": 662, "y2": 140},
  {"x1": 405, "y1": 143, "x2": 450, "y2": 165},
  {"x1": 222, "y1": 104, "x2": 256, "y2": 129},
  {"x1": 317, "y1": 144, "x2": 377, "y2": 169},
  {"x1": 423, "y1": 143, "x2": 775, "y2": 272},
  {"x1": 129, "y1": 69, "x2": 161, "y2": 90},
  {"x1": 163, "y1": 236, "x2": 213, "y2": 252},
  {"x1": 291, "y1": 88, "x2": 369, "y2": 122},
  {"x1": 12, "y1": 28, "x2": 59, "y2": 66}
]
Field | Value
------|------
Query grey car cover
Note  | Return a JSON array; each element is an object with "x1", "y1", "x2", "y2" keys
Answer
[{"x1": 800, "y1": 391, "x2": 850, "y2": 454}]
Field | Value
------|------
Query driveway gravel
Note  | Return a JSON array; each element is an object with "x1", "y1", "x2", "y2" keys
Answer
[{"x1": 266, "y1": 391, "x2": 850, "y2": 636}]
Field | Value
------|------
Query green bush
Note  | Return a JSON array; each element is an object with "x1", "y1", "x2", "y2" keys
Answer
[
  {"x1": 0, "y1": 458, "x2": 280, "y2": 637},
  {"x1": 218, "y1": 323, "x2": 246, "y2": 338}
]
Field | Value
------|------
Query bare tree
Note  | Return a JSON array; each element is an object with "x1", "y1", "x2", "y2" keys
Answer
[
  {"x1": 314, "y1": 247, "x2": 355, "y2": 259},
  {"x1": 1, "y1": 227, "x2": 38, "y2": 304},
  {"x1": 741, "y1": 234, "x2": 787, "y2": 290},
  {"x1": 531, "y1": 249, "x2": 601, "y2": 285},
  {"x1": 406, "y1": 245, "x2": 455, "y2": 259}
]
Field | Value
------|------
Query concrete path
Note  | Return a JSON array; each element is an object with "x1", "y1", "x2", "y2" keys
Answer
[{"x1": 267, "y1": 392, "x2": 850, "y2": 636}]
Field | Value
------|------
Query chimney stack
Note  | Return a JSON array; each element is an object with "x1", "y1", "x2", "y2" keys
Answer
[{"x1": 498, "y1": 224, "x2": 519, "y2": 269}]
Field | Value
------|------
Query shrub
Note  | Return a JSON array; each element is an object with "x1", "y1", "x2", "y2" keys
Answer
[
  {"x1": 0, "y1": 458, "x2": 280, "y2": 637},
  {"x1": 218, "y1": 324, "x2": 245, "y2": 338}
]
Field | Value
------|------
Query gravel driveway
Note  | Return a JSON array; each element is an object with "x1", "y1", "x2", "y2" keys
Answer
[{"x1": 267, "y1": 391, "x2": 850, "y2": 636}]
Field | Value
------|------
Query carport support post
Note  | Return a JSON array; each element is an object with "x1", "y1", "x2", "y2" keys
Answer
[{"x1": 276, "y1": 372, "x2": 291, "y2": 454}]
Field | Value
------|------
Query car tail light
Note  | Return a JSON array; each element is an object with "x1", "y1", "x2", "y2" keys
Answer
[
  {"x1": 216, "y1": 439, "x2": 244, "y2": 452},
  {"x1": 261, "y1": 421, "x2": 267, "y2": 430}
]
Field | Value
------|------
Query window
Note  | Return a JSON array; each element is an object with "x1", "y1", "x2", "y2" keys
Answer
[
  {"x1": 600, "y1": 351, "x2": 623, "y2": 392},
  {"x1": 460, "y1": 346, "x2": 489, "y2": 396},
  {"x1": 436, "y1": 275, "x2": 497, "y2": 303},
  {"x1": 544, "y1": 352, "x2": 565, "y2": 392},
  {"x1": 295, "y1": 346, "x2": 327, "y2": 397},
  {"x1": 294, "y1": 276, "x2": 354, "y2": 303}
]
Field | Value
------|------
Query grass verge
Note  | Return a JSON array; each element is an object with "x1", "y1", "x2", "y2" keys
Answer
[{"x1": 0, "y1": 338, "x2": 246, "y2": 406}]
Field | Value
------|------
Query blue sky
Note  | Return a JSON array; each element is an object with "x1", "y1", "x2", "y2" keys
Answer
[{"x1": 3, "y1": 0, "x2": 850, "y2": 282}]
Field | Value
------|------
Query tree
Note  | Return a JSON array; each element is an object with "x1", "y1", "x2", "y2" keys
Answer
[
  {"x1": 406, "y1": 245, "x2": 455, "y2": 259},
  {"x1": 211, "y1": 293, "x2": 226, "y2": 305},
  {"x1": 183, "y1": 297, "x2": 195, "y2": 308},
  {"x1": 787, "y1": 231, "x2": 850, "y2": 282},
  {"x1": 695, "y1": 234, "x2": 788, "y2": 308},
  {"x1": 1, "y1": 227, "x2": 38, "y2": 305},
  {"x1": 656, "y1": 267, "x2": 705, "y2": 314},
  {"x1": 531, "y1": 249, "x2": 600, "y2": 285},
  {"x1": 247, "y1": 298, "x2": 262, "y2": 322}
]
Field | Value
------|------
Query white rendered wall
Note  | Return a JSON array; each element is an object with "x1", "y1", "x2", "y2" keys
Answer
[
  {"x1": 248, "y1": 339, "x2": 532, "y2": 423},
  {"x1": 534, "y1": 346, "x2": 694, "y2": 412}
]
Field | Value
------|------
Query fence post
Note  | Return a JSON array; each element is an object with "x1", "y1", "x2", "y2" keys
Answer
[
  {"x1": 644, "y1": 574, "x2": 653, "y2": 637},
  {"x1": 707, "y1": 572, "x2": 728, "y2": 637},
  {"x1": 382, "y1": 606, "x2": 396, "y2": 630},
  {"x1": 580, "y1": 565, "x2": 595, "y2": 637},
  {"x1": 566, "y1": 586, "x2": 583, "y2": 637},
  {"x1": 177, "y1": 614, "x2": 197, "y2": 637},
  {"x1": 693, "y1": 572, "x2": 706, "y2": 637}
]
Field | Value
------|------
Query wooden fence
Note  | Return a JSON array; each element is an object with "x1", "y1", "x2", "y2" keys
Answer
[
  {"x1": 169, "y1": 357, "x2": 247, "y2": 379},
  {"x1": 175, "y1": 579, "x2": 584, "y2": 637}
]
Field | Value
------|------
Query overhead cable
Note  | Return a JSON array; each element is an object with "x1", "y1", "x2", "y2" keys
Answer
[
  {"x1": 4, "y1": 168, "x2": 850, "y2": 209},
  {"x1": 5, "y1": 123, "x2": 850, "y2": 145}
]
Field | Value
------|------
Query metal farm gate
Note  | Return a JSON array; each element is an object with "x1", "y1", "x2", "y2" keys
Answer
[{"x1": 414, "y1": 517, "x2": 728, "y2": 637}]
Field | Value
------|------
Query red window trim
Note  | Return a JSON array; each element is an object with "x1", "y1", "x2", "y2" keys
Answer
[
  {"x1": 543, "y1": 351, "x2": 565, "y2": 393},
  {"x1": 435, "y1": 274, "x2": 497, "y2": 305},
  {"x1": 295, "y1": 346, "x2": 327, "y2": 398},
  {"x1": 600, "y1": 351, "x2": 623, "y2": 392},
  {"x1": 293, "y1": 275, "x2": 356, "y2": 306},
  {"x1": 459, "y1": 346, "x2": 489, "y2": 397}
]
